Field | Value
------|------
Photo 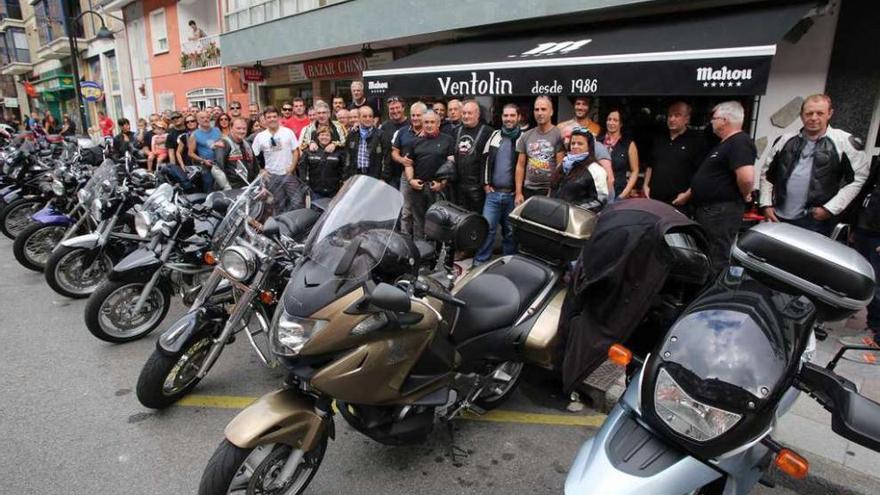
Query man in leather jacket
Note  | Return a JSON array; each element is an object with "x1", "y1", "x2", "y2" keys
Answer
[
  {"x1": 759, "y1": 94, "x2": 869, "y2": 235},
  {"x1": 343, "y1": 106, "x2": 388, "y2": 180},
  {"x1": 213, "y1": 118, "x2": 257, "y2": 189},
  {"x1": 452, "y1": 100, "x2": 493, "y2": 213}
]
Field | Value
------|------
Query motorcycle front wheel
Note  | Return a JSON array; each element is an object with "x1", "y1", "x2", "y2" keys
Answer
[
  {"x1": 199, "y1": 438, "x2": 327, "y2": 495},
  {"x1": 45, "y1": 245, "x2": 113, "y2": 298},
  {"x1": 12, "y1": 222, "x2": 68, "y2": 271},
  {"x1": 0, "y1": 198, "x2": 43, "y2": 239},
  {"x1": 136, "y1": 334, "x2": 215, "y2": 409},
  {"x1": 84, "y1": 279, "x2": 170, "y2": 343}
]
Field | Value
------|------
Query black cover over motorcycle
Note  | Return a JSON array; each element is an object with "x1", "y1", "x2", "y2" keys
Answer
[{"x1": 558, "y1": 199, "x2": 708, "y2": 393}]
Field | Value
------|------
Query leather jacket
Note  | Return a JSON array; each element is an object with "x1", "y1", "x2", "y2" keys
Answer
[
  {"x1": 343, "y1": 127, "x2": 389, "y2": 181},
  {"x1": 299, "y1": 148, "x2": 346, "y2": 197}
]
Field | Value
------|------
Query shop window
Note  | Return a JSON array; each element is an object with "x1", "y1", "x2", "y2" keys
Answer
[
  {"x1": 106, "y1": 51, "x2": 120, "y2": 92},
  {"x1": 149, "y1": 8, "x2": 168, "y2": 54}
]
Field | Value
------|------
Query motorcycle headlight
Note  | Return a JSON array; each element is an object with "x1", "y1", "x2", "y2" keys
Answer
[
  {"x1": 135, "y1": 210, "x2": 152, "y2": 238},
  {"x1": 270, "y1": 309, "x2": 328, "y2": 357},
  {"x1": 220, "y1": 246, "x2": 257, "y2": 282},
  {"x1": 654, "y1": 368, "x2": 742, "y2": 442},
  {"x1": 52, "y1": 180, "x2": 65, "y2": 196}
]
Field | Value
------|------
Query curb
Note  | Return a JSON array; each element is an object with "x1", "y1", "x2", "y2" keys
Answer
[{"x1": 767, "y1": 454, "x2": 880, "y2": 495}]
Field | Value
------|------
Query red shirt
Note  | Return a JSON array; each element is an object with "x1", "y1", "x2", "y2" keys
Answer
[
  {"x1": 99, "y1": 116, "x2": 114, "y2": 137},
  {"x1": 280, "y1": 115, "x2": 310, "y2": 140}
]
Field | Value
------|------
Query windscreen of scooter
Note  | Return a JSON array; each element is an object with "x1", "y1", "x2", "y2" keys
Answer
[{"x1": 302, "y1": 175, "x2": 403, "y2": 281}]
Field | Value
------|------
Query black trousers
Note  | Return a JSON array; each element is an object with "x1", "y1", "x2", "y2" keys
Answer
[
  {"x1": 454, "y1": 184, "x2": 486, "y2": 214},
  {"x1": 693, "y1": 201, "x2": 745, "y2": 272}
]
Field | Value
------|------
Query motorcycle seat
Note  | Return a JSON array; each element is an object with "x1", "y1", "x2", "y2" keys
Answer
[
  {"x1": 274, "y1": 208, "x2": 320, "y2": 240},
  {"x1": 452, "y1": 256, "x2": 552, "y2": 342},
  {"x1": 184, "y1": 193, "x2": 208, "y2": 204}
]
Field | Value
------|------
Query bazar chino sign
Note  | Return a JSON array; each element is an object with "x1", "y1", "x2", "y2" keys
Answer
[
  {"x1": 365, "y1": 56, "x2": 772, "y2": 96},
  {"x1": 303, "y1": 54, "x2": 368, "y2": 80}
]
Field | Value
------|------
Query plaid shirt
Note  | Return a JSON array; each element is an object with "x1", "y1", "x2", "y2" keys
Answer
[{"x1": 356, "y1": 129, "x2": 373, "y2": 172}]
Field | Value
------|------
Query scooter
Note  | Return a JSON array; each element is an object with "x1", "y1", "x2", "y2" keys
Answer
[{"x1": 565, "y1": 222, "x2": 880, "y2": 494}]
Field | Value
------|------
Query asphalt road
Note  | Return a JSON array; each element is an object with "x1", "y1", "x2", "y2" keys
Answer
[{"x1": 0, "y1": 237, "x2": 799, "y2": 495}]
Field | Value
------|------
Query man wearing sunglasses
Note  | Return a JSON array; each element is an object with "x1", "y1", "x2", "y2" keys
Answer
[
  {"x1": 252, "y1": 106, "x2": 304, "y2": 213},
  {"x1": 229, "y1": 102, "x2": 243, "y2": 119},
  {"x1": 280, "y1": 98, "x2": 310, "y2": 139}
]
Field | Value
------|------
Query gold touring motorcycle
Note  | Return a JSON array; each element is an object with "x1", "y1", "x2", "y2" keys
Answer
[{"x1": 197, "y1": 175, "x2": 601, "y2": 494}]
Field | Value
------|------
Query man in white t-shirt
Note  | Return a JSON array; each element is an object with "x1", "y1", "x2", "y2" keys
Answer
[{"x1": 252, "y1": 105, "x2": 304, "y2": 212}]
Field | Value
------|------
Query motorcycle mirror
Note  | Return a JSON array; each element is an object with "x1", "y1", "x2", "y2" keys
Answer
[
  {"x1": 370, "y1": 283, "x2": 411, "y2": 313},
  {"x1": 212, "y1": 197, "x2": 231, "y2": 215},
  {"x1": 263, "y1": 217, "x2": 280, "y2": 238}
]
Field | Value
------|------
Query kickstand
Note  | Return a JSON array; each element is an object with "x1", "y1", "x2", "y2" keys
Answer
[{"x1": 444, "y1": 421, "x2": 469, "y2": 466}]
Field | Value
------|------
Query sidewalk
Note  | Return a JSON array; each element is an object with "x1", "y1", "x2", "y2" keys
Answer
[{"x1": 769, "y1": 310, "x2": 880, "y2": 495}]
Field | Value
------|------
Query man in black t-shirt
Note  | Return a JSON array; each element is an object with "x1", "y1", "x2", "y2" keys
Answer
[
  {"x1": 403, "y1": 110, "x2": 455, "y2": 239},
  {"x1": 676, "y1": 101, "x2": 756, "y2": 271},
  {"x1": 643, "y1": 101, "x2": 708, "y2": 208}
]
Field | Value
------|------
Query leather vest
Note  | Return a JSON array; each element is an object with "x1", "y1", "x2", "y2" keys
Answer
[{"x1": 767, "y1": 134, "x2": 854, "y2": 209}]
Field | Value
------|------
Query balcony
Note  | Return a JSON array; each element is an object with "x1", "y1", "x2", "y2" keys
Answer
[
  {"x1": 1, "y1": 56, "x2": 33, "y2": 75},
  {"x1": 0, "y1": 30, "x2": 31, "y2": 75},
  {"x1": 180, "y1": 35, "x2": 221, "y2": 72},
  {"x1": 0, "y1": 1, "x2": 25, "y2": 31},
  {"x1": 33, "y1": 0, "x2": 85, "y2": 59}
]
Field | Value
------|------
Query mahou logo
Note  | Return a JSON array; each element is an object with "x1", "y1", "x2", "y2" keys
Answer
[
  {"x1": 508, "y1": 40, "x2": 592, "y2": 58},
  {"x1": 696, "y1": 66, "x2": 753, "y2": 88}
]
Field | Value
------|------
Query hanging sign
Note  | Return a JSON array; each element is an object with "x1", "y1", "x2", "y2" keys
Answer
[{"x1": 80, "y1": 81, "x2": 104, "y2": 102}]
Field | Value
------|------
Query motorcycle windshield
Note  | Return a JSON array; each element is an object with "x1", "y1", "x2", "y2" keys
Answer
[
  {"x1": 303, "y1": 175, "x2": 403, "y2": 280},
  {"x1": 211, "y1": 176, "x2": 268, "y2": 250},
  {"x1": 80, "y1": 160, "x2": 118, "y2": 206}
]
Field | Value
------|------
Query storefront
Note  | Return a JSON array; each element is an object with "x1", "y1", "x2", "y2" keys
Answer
[
  {"x1": 31, "y1": 72, "x2": 76, "y2": 122},
  {"x1": 258, "y1": 50, "x2": 394, "y2": 108}
]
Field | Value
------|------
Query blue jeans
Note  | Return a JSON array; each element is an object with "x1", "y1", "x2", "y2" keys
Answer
[
  {"x1": 475, "y1": 191, "x2": 516, "y2": 263},
  {"x1": 162, "y1": 163, "x2": 194, "y2": 191},
  {"x1": 854, "y1": 229, "x2": 880, "y2": 336},
  {"x1": 201, "y1": 164, "x2": 215, "y2": 193}
]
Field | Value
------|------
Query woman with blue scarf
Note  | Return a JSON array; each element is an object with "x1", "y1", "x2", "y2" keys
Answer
[{"x1": 550, "y1": 127, "x2": 609, "y2": 212}]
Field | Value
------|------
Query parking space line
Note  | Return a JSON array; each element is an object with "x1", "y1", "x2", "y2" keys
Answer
[{"x1": 178, "y1": 394, "x2": 607, "y2": 428}]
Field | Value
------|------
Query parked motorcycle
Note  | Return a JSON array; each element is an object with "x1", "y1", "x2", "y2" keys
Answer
[
  {"x1": 11, "y1": 158, "x2": 94, "y2": 271},
  {"x1": 45, "y1": 162, "x2": 156, "y2": 298},
  {"x1": 83, "y1": 183, "x2": 222, "y2": 343},
  {"x1": 196, "y1": 176, "x2": 629, "y2": 493},
  {"x1": 564, "y1": 222, "x2": 880, "y2": 494},
  {"x1": 136, "y1": 176, "x2": 321, "y2": 408},
  {"x1": 0, "y1": 142, "x2": 57, "y2": 239}
]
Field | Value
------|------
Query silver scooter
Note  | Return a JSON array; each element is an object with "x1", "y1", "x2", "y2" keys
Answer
[{"x1": 565, "y1": 223, "x2": 880, "y2": 495}]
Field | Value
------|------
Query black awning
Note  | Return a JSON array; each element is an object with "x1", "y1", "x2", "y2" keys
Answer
[{"x1": 364, "y1": 2, "x2": 815, "y2": 98}]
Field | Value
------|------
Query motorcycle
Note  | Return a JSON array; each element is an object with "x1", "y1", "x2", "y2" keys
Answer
[
  {"x1": 196, "y1": 176, "x2": 626, "y2": 493},
  {"x1": 82, "y1": 183, "x2": 222, "y2": 343},
  {"x1": 11, "y1": 157, "x2": 94, "y2": 271},
  {"x1": 44, "y1": 161, "x2": 157, "y2": 298},
  {"x1": 0, "y1": 141, "x2": 57, "y2": 239},
  {"x1": 136, "y1": 176, "x2": 321, "y2": 408},
  {"x1": 564, "y1": 222, "x2": 880, "y2": 494}
]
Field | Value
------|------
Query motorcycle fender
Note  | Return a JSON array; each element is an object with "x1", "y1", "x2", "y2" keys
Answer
[
  {"x1": 225, "y1": 389, "x2": 329, "y2": 451},
  {"x1": 31, "y1": 205, "x2": 73, "y2": 226},
  {"x1": 565, "y1": 404, "x2": 721, "y2": 495},
  {"x1": 2, "y1": 188, "x2": 21, "y2": 203},
  {"x1": 108, "y1": 246, "x2": 161, "y2": 283},
  {"x1": 156, "y1": 308, "x2": 221, "y2": 355},
  {"x1": 60, "y1": 233, "x2": 100, "y2": 250}
]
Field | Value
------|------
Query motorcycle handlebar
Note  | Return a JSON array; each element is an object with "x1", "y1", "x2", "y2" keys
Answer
[{"x1": 413, "y1": 280, "x2": 466, "y2": 308}]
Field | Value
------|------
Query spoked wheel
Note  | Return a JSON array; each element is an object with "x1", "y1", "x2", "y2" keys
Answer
[
  {"x1": 136, "y1": 335, "x2": 214, "y2": 409},
  {"x1": 0, "y1": 199, "x2": 43, "y2": 239},
  {"x1": 45, "y1": 245, "x2": 113, "y2": 298},
  {"x1": 12, "y1": 223, "x2": 67, "y2": 271},
  {"x1": 199, "y1": 438, "x2": 327, "y2": 495},
  {"x1": 84, "y1": 279, "x2": 170, "y2": 343},
  {"x1": 473, "y1": 361, "x2": 525, "y2": 410}
]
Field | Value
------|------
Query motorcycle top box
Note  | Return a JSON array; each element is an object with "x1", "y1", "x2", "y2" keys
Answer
[
  {"x1": 732, "y1": 222, "x2": 874, "y2": 321},
  {"x1": 508, "y1": 195, "x2": 597, "y2": 265}
]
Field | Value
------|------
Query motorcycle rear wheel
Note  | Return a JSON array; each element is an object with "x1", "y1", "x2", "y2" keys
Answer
[
  {"x1": 136, "y1": 335, "x2": 214, "y2": 409},
  {"x1": 84, "y1": 279, "x2": 170, "y2": 343},
  {"x1": 45, "y1": 245, "x2": 113, "y2": 298},
  {"x1": 198, "y1": 438, "x2": 327, "y2": 495},
  {"x1": 12, "y1": 222, "x2": 67, "y2": 271},
  {"x1": 0, "y1": 198, "x2": 43, "y2": 239},
  {"x1": 472, "y1": 361, "x2": 524, "y2": 411}
]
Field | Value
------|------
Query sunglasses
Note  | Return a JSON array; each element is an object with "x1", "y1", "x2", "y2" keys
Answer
[
  {"x1": 230, "y1": 105, "x2": 241, "y2": 109},
  {"x1": 282, "y1": 107, "x2": 293, "y2": 111},
  {"x1": 185, "y1": 119, "x2": 197, "y2": 124},
  {"x1": 270, "y1": 136, "x2": 277, "y2": 147},
  {"x1": 386, "y1": 96, "x2": 402, "y2": 103}
]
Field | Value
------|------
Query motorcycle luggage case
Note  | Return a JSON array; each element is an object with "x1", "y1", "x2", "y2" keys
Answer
[
  {"x1": 424, "y1": 201, "x2": 488, "y2": 251},
  {"x1": 732, "y1": 222, "x2": 875, "y2": 321},
  {"x1": 508, "y1": 196, "x2": 597, "y2": 265}
]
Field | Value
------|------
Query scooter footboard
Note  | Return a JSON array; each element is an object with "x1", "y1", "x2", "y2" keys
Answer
[{"x1": 565, "y1": 404, "x2": 720, "y2": 494}]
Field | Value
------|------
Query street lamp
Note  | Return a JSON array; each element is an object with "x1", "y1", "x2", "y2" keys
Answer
[{"x1": 61, "y1": 7, "x2": 114, "y2": 136}]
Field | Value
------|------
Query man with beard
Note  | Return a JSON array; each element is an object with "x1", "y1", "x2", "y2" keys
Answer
[
  {"x1": 474, "y1": 103, "x2": 521, "y2": 265},
  {"x1": 441, "y1": 99, "x2": 462, "y2": 136},
  {"x1": 452, "y1": 100, "x2": 494, "y2": 213},
  {"x1": 558, "y1": 96, "x2": 601, "y2": 141},
  {"x1": 515, "y1": 96, "x2": 565, "y2": 204},
  {"x1": 332, "y1": 96, "x2": 346, "y2": 114}
]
